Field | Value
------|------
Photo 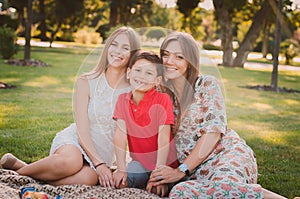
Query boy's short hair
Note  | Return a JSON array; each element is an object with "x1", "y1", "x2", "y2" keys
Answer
[{"x1": 128, "y1": 51, "x2": 163, "y2": 77}]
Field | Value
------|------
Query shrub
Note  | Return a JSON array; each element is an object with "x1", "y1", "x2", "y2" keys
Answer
[
  {"x1": 58, "y1": 31, "x2": 74, "y2": 42},
  {"x1": 202, "y1": 43, "x2": 221, "y2": 51},
  {"x1": 74, "y1": 27, "x2": 102, "y2": 45},
  {"x1": 145, "y1": 27, "x2": 166, "y2": 40},
  {"x1": 0, "y1": 26, "x2": 18, "y2": 59},
  {"x1": 280, "y1": 39, "x2": 299, "y2": 65},
  {"x1": 104, "y1": 24, "x2": 126, "y2": 42}
]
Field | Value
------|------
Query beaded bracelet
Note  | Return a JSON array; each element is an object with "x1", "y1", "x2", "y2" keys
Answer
[{"x1": 94, "y1": 162, "x2": 105, "y2": 168}]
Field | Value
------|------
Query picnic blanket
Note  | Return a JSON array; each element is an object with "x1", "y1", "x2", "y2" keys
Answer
[{"x1": 0, "y1": 169, "x2": 165, "y2": 199}]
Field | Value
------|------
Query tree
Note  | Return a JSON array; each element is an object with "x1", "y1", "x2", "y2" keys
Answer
[
  {"x1": 109, "y1": 0, "x2": 117, "y2": 27},
  {"x1": 148, "y1": 2, "x2": 169, "y2": 27},
  {"x1": 126, "y1": 0, "x2": 154, "y2": 27},
  {"x1": 47, "y1": 0, "x2": 84, "y2": 47},
  {"x1": 104, "y1": 0, "x2": 154, "y2": 28},
  {"x1": 7, "y1": 0, "x2": 33, "y2": 59},
  {"x1": 213, "y1": 0, "x2": 246, "y2": 66},
  {"x1": 177, "y1": 0, "x2": 201, "y2": 31},
  {"x1": 213, "y1": 0, "x2": 296, "y2": 67},
  {"x1": 233, "y1": 0, "x2": 272, "y2": 67},
  {"x1": 24, "y1": 0, "x2": 32, "y2": 60},
  {"x1": 81, "y1": 0, "x2": 109, "y2": 41},
  {"x1": 7, "y1": 0, "x2": 27, "y2": 29},
  {"x1": 271, "y1": 0, "x2": 283, "y2": 91},
  {"x1": 261, "y1": 21, "x2": 272, "y2": 58},
  {"x1": 37, "y1": 0, "x2": 47, "y2": 41}
]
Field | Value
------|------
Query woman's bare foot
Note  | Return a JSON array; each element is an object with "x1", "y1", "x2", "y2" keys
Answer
[
  {"x1": 262, "y1": 188, "x2": 287, "y2": 199},
  {"x1": 0, "y1": 153, "x2": 27, "y2": 170}
]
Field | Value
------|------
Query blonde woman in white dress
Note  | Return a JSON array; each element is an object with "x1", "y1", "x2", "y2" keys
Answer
[{"x1": 1, "y1": 26, "x2": 141, "y2": 187}]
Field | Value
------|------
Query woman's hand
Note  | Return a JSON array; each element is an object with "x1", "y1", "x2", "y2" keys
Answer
[
  {"x1": 148, "y1": 165, "x2": 185, "y2": 186},
  {"x1": 96, "y1": 164, "x2": 114, "y2": 187},
  {"x1": 113, "y1": 170, "x2": 128, "y2": 189}
]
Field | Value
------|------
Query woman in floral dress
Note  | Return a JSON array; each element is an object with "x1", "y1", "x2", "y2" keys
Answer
[{"x1": 148, "y1": 31, "x2": 287, "y2": 199}]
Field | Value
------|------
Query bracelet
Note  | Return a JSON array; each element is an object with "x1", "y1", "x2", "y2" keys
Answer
[{"x1": 94, "y1": 162, "x2": 105, "y2": 168}]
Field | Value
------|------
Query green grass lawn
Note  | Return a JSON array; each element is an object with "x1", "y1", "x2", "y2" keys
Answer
[
  {"x1": 1, "y1": 46, "x2": 299, "y2": 198},
  {"x1": 220, "y1": 67, "x2": 300, "y2": 198}
]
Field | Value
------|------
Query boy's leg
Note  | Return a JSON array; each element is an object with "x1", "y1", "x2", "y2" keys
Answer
[{"x1": 127, "y1": 160, "x2": 150, "y2": 189}]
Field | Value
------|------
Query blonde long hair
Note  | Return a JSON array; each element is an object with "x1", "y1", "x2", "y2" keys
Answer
[
  {"x1": 90, "y1": 26, "x2": 141, "y2": 77},
  {"x1": 160, "y1": 31, "x2": 200, "y2": 112}
]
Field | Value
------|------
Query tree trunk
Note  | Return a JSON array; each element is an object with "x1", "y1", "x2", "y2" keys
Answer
[
  {"x1": 262, "y1": 23, "x2": 271, "y2": 58},
  {"x1": 213, "y1": 0, "x2": 233, "y2": 66},
  {"x1": 119, "y1": 2, "x2": 130, "y2": 25},
  {"x1": 24, "y1": 0, "x2": 33, "y2": 60},
  {"x1": 271, "y1": 0, "x2": 282, "y2": 91},
  {"x1": 109, "y1": 0, "x2": 117, "y2": 28},
  {"x1": 39, "y1": 0, "x2": 47, "y2": 41},
  {"x1": 49, "y1": 21, "x2": 62, "y2": 48},
  {"x1": 233, "y1": 0, "x2": 271, "y2": 67}
]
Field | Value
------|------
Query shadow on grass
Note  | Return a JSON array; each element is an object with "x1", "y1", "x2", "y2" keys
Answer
[
  {"x1": 29, "y1": 46, "x2": 95, "y2": 55},
  {"x1": 242, "y1": 85, "x2": 300, "y2": 93}
]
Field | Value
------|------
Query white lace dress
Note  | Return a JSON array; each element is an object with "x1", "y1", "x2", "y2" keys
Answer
[{"x1": 50, "y1": 73, "x2": 130, "y2": 168}]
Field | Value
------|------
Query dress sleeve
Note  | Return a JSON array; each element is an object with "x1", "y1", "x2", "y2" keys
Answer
[{"x1": 195, "y1": 75, "x2": 227, "y2": 135}]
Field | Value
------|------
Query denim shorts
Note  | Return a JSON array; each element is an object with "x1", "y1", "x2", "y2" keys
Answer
[{"x1": 127, "y1": 160, "x2": 150, "y2": 189}]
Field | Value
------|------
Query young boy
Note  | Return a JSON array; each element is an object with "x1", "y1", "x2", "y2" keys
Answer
[{"x1": 113, "y1": 51, "x2": 179, "y2": 195}]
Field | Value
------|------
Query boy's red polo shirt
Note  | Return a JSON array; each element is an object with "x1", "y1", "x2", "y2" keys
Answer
[{"x1": 113, "y1": 88, "x2": 179, "y2": 170}]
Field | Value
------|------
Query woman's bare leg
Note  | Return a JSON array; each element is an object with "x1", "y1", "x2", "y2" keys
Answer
[
  {"x1": 49, "y1": 164, "x2": 98, "y2": 186},
  {"x1": 1, "y1": 153, "x2": 27, "y2": 170},
  {"x1": 262, "y1": 188, "x2": 287, "y2": 199},
  {"x1": 16, "y1": 145, "x2": 84, "y2": 182}
]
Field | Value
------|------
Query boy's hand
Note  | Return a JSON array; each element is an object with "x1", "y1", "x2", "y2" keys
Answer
[
  {"x1": 155, "y1": 184, "x2": 169, "y2": 197},
  {"x1": 113, "y1": 170, "x2": 128, "y2": 189},
  {"x1": 146, "y1": 183, "x2": 169, "y2": 197}
]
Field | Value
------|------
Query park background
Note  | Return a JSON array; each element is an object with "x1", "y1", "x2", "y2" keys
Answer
[{"x1": 0, "y1": 0, "x2": 299, "y2": 198}]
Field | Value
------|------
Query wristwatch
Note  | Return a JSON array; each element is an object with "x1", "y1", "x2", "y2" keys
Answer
[{"x1": 178, "y1": 163, "x2": 190, "y2": 176}]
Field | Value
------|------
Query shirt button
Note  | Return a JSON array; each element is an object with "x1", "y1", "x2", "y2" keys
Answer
[{"x1": 134, "y1": 109, "x2": 137, "y2": 112}]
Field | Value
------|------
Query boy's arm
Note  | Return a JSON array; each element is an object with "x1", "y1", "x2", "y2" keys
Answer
[
  {"x1": 113, "y1": 119, "x2": 128, "y2": 188},
  {"x1": 113, "y1": 119, "x2": 127, "y2": 172},
  {"x1": 156, "y1": 124, "x2": 171, "y2": 167}
]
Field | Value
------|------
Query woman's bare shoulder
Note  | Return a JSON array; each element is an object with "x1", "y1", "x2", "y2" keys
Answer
[{"x1": 75, "y1": 75, "x2": 89, "y2": 89}]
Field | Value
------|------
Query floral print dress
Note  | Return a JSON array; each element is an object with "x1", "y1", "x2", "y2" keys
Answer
[{"x1": 169, "y1": 75, "x2": 263, "y2": 199}]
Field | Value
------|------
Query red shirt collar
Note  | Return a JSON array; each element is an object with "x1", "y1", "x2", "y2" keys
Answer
[{"x1": 127, "y1": 88, "x2": 158, "y2": 103}]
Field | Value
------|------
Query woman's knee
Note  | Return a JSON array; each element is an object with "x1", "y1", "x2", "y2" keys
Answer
[
  {"x1": 51, "y1": 155, "x2": 83, "y2": 176},
  {"x1": 52, "y1": 145, "x2": 83, "y2": 175}
]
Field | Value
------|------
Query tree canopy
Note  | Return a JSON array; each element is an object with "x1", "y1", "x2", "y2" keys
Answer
[{"x1": 0, "y1": 0, "x2": 298, "y2": 67}]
